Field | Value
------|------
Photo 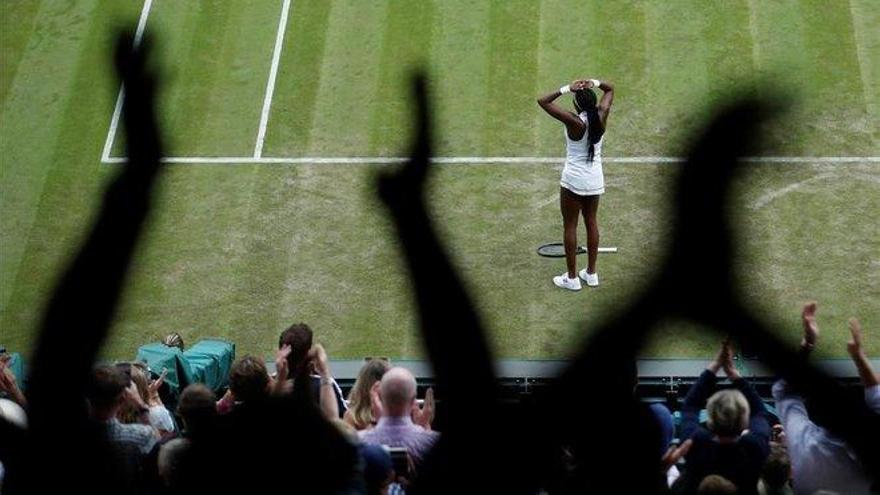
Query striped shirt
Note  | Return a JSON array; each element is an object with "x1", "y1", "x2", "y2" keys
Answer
[{"x1": 103, "y1": 418, "x2": 158, "y2": 455}]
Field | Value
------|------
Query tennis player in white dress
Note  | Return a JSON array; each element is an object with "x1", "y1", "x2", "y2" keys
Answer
[{"x1": 537, "y1": 78, "x2": 615, "y2": 291}]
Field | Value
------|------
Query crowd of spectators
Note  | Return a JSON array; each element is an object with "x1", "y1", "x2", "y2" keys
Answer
[
  {"x1": 2, "y1": 303, "x2": 877, "y2": 494},
  {"x1": 1, "y1": 33, "x2": 878, "y2": 495}
]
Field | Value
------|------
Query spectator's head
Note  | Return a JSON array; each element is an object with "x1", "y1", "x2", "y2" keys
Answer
[
  {"x1": 163, "y1": 332, "x2": 184, "y2": 350},
  {"x1": 157, "y1": 438, "x2": 189, "y2": 487},
  {"x1": 278, "y1": 322, "x2": 313, "y2": 373},
  {"x1": 0, "y1": 398, "x2": 27, "y2": 429},
  {"x1": 379, "y1": 367, "x2": 417, "y2": 417},
  {"x1": 758, "y1": 442, "x2": 791, "y2": 495},
  {"x1": 229, "y1": 356, "x2": 269, "y2": 404},
  {"x1": 115, "y1": 362, "x2": 150, "y2": 424},
  {"x1": 360, "y1": 444, "x2": 394, "y2": 495},
  {"x1": 348, "y1": 359, "x2": 391, "y2": 429},
  {"x1": 177, "y1": 383, "x2": 216, "y2": 434},
  {"x1": 706, "y1": 389, "x2": 750, "y2": 437},
  {"x1": 87, "y1": 366, "x2": 130, "y2": 419},
  {"x1": 698, "y1": 474, "x2": 738, "y2": 494}
]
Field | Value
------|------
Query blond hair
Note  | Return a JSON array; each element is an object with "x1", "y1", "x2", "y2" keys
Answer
[
  {"x1": 707, "y1": 389, "x2": 750, "y2": 437},
  {"x1": 345, "y1": 359, "x2": 391, "y2": 430}
]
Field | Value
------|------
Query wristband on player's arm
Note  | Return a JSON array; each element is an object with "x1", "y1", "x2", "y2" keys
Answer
[
  {"x1": 559, "y1": 84, "x2": 571, "y2": 95},
  {"x1": 589, "y1": 79, "x2": 601, "y2": 89}
]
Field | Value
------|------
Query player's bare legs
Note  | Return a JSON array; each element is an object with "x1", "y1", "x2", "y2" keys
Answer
[
  {"x1": 560, "y1": 187, "x2": 582, "y2": 279},
  {"x1": 581, "y1": 195, "x2": 600, "y2": 275}
]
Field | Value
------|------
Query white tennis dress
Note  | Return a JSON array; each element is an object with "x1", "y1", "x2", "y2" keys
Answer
[{"x1": 560, "y1": 112, "x2": 604, "y2": 196}]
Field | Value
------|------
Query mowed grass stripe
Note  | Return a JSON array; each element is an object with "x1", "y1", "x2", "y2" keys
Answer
[
  {"x1": 308, "y1": 0, "x2": 388, "y2": 156},
  {"x1": 430, "y1": 1, "x2": 491, "y2": 156},
  {"x1": 797, "y1": 0, "x2": 873, "y2": 155},
  {"x1": 848, "y1": 0, "x2": 879, "y2": 149},
  {"x1": 134, "y1": 0, "x2": 279, "y2": 157},
  {"x1": 747, "y1": 0, "x2": 810, "y2": 153},
  {"x1": 0, "y1": 0, "x2": 108, "y2": 322},
  {"x1": 367, "y1": 1, "x2": 433, "y2": 156},
  {"x1": 587, "y1": 0, "x2": 650, "y2": 157},
  {"x1": 642, "y1": 1, "x2": 714, "y2": 155},
  {"x1": 484, "y1": 0, "x2": 540, "y2": 156},
  {"x1": 0, "y1": 0, "x2": 41, "y2": 109},
  {"x1": 1, "y1": 0, "x2": 138, "y2": 351},
  {"x1": 262, "y1": 0, "x2": 334, "y2": 156},
  {"x1": 533, "y1": 0, "x2": 598, "y2": 158}
]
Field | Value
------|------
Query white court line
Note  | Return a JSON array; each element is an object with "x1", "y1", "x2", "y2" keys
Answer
[
  {"x1": 254, "y1": 0, "x2": 292, "y2": 159},
  {"x1": 99, "y1": 0, "x2": 154, "y2": 163},
  {"x1": 101, "y1": 155, "x2": 880, "y2": 165}
]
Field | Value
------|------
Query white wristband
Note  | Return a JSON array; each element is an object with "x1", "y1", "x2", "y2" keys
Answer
[
  {"x1": 589, "y1": 79, "x2": 601, "y2": 88},
  {"x1": 559, "y1": 84, "x2": 571, "y2": 94}
]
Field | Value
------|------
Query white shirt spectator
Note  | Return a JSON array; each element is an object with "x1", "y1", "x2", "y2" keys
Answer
[
  {"x1": 149, "y1": 404, "x2": 175, "y2": 432},
  {"x1": 772, "y1": 380, "x2": 878, "y2": 495}
]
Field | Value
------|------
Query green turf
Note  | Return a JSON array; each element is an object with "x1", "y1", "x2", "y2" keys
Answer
[{"x1": 1, "y1": 0, "x2": 878, "y2": 363}]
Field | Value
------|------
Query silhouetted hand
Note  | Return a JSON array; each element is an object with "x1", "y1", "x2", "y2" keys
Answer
[
  {"x1": 377, "y1": 73, "x2": 432, "y2": 209},
  {"x1": 115, "y1": 32, "x2": 161, "y2": 168}
]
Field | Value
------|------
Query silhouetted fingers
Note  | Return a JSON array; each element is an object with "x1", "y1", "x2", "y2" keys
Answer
[
  {"x1": 115, "y1": 30, "x2": 162, "y2": 167},
  {"x1": 377, "y1": 70, "x2": 434, "y2": 208}
]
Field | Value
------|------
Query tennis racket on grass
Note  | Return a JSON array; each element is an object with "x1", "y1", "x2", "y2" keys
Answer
[{"x1": 536, "y1": 243, "x2": 618, "y2": 257}]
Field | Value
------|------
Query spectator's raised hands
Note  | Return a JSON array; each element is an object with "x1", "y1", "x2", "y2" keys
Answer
[
  {"x1": 147, "y1": 367, "x2": 167, "y2": 406},
  {"x1": 801, "y1": 302, "x2": 819, "y2": 352},
  {"x1": 847, "y1": 318, "x2": 864, "y2": 358},
  {"x1": 846, "y1": 317, "x2": 879, "y2": 388},
  {"x1": 721, "y1": 340, "x2": 741, "y2": 380},
  {"x1": 308, "y1": 343, "x2": 330, "y2": 378},
  {"x1": 661, "y1": 439, "x2": 692, "y2": 473},
  {"x1": 272, "y1": 344, "x2": 293, "y2": 396},
  {"x1": 0, "y1": 355, "x2": 27, "y2": 408},
  {"x1": 412, "y1": 387, "x2": 435, "y2": 431},
  {"x1": 708, "y1": 338, "x2": 733, "y2": 374}
]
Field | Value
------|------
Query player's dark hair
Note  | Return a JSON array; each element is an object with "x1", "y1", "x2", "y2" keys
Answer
[{"x1": 574, "y1": 88, "x2": 604, "y2": 162}]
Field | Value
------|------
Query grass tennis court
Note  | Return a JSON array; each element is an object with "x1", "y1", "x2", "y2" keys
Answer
[{"x1": 1, "y1": 0, "x2": 878, "y2": 362}]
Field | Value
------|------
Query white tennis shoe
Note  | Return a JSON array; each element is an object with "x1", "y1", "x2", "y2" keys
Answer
[
  {"x1": 579, "y1": 269, "x2": 599, "y2": 287},
  {"x1": 553, "y1": 273, "x2": 582, "y2": 291}
]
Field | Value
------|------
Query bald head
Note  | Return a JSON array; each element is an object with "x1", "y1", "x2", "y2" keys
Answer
[{"x1": 380, "y1": 367, "x2": 417, "y2": 416}]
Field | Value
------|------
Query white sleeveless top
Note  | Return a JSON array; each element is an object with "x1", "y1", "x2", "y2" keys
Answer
[{"x1": 560, "y1": 111, "x2": 604, "y2": 196}]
